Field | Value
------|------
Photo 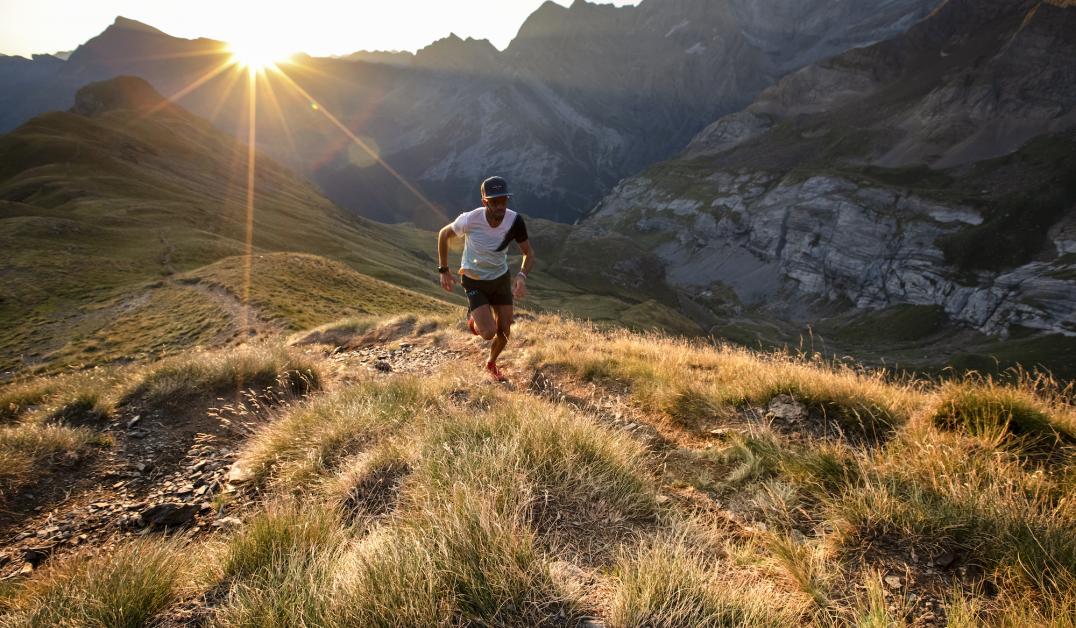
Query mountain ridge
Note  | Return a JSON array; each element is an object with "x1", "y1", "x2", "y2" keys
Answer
[{"x1": 0, "y1": 0, "x2": 941, "y2": 224}]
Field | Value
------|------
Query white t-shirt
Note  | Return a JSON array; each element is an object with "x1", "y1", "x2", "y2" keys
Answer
[{"x1": 451, "y1": 207, "x2": 529, "y2": 280}]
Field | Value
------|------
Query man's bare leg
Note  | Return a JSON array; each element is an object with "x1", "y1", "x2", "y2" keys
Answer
[
  {"x1": 470, "y1": 305, "x2": 497, "y2": 341},
  {"x1": 489, "y1": 304, "x2": 513, "y2": 365}
]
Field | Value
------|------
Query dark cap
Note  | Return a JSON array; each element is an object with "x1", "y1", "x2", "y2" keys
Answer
[{"x1": 480, "y1": 176, "x2": 511, "y2": 199}]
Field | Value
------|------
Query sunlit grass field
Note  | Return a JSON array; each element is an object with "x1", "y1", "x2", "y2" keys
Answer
[{"x1": 0, "y1": 314, "x2": 1072, "y2": 626}]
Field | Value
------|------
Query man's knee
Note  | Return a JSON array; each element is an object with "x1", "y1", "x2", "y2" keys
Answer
[{"x1": 479, "y1": 327, "x2": 497, "y2": 341}]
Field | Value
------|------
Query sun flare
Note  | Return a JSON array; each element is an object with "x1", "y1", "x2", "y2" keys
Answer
[{"x1": 226, "y1": 38, "x2": 293, "y2": 71}]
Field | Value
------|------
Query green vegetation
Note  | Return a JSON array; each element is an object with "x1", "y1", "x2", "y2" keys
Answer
[
  {"x1": 181, "y1": 253, "x2": 456, "y2": 331},
  {"x1": 935, "y1": 131, "x2": 1076, "y2": 272},
  {"x1": 818, "y1": 304, "x2": 949, "y2": 344}
]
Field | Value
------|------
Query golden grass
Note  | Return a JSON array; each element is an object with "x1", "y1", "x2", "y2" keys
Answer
[
  {"x1": 0, "y1": 423, "x2": 106, "y2": 501},
  {"x1": 524, "y1": 317, "x2": 921, "y2": 434},
  {"x1": 123, "y1": 344, "x2": 322, "y2": 408},
  {"x1": 234, "y1": 376, "x2": 439, "y2": 489},
  {"x1": 6, "y1": 313, "x2": 1075, "y2": 625},
  {"x1": 610, "y1": 538, "x2": 803, "y2": 627},
  {"x1": 0, "y1": 539, "x2": 191, "y2": 628},
  {"x1": 404, "y1": 390, "x2": 657, "y2": 537},
  {"x1": 931, "y1": 375, "x2": 1076, "y2": 455}
]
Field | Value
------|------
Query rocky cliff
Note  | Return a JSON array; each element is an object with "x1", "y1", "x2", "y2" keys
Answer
[
  {"x1": 586, "y1": 0, "x2": 1076, "y2": 343},
  {"x1": 588, "y1": 157, "x2": 1076, "y2": 337}
]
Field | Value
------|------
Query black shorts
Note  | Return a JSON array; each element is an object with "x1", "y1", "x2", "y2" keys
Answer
[{"x1": 461, "y1": 272, "x2": 513, "y2": 312}]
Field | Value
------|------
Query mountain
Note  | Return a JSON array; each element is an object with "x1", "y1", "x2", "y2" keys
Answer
[
  {"x1": 583, "y1": 0, "x2": 1076, "y2": 376},
  {"x1": 0, "y1": 1, "x2": 940, "y2": 225}
]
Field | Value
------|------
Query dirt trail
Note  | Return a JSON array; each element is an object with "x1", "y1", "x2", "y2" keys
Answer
[{"x1": 174, "y1": 279, "x2": 283, "y2": 340}]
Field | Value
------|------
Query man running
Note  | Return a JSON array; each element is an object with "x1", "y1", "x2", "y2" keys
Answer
[{"x1": 437, "y1": 176, "x2": 534, "y2": 382}]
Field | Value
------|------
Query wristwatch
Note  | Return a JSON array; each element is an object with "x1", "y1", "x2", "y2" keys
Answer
[{"x1": 437, "y1": 266, "x2": 449, "y2": 274}]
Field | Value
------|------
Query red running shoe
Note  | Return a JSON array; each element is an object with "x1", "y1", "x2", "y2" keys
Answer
[
  {"x1": 468, "y1": 316, "x2": 479, "y2": 336},
  {"x1": 485, "y1": 361, "x2": 507, "y2": 382}
]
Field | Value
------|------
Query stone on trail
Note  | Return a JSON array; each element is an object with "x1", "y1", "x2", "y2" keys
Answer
[
  {"x1": 141, "y1": 503, "x2": 198, "y2": 529},
  {"x1": 227, "y1": 462, "x2": 254, "y2": 485},
  {"x1": 767, "y1": 394, "x2": 807, "y2": 422}
]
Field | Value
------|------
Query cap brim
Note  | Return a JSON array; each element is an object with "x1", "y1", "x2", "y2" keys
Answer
[{"x1": 483, "y1": 193, "x2": 511, "y2": 199}]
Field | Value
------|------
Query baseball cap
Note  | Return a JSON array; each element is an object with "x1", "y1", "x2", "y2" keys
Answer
[{"x1": 480, "y1": 176, "x2": 511, "y2": 199}]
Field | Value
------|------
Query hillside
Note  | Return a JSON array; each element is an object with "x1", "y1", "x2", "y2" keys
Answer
[
  {"x1": 582, "y1": 0, "x2": 1076, "y2": 379},
  {"x1": 0, "y1": 312, "x2": 1072, "y2": 625},
  {"x1": 0, "y1": 76, "x2": 694, "y2": 379}
]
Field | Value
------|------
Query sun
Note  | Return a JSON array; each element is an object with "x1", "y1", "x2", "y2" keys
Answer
[{"x1": 226, "y1": 37, "x2": 293, "y2": 72}]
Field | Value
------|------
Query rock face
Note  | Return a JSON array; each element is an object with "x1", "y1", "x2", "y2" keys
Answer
[
  {"x1": 0, "y1": 1, "x2": 940, "y2": 223},
  {"x1": 589, "y1": 170, "x2": 1076, "y2": 337},
  {"x1": 588, "y1": 0, "x2": 1076, "y2": 339}
]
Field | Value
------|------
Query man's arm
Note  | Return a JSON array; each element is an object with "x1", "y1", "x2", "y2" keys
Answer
[
  {"x1": 437, "y1": 225, "x2": 457, "y2": 293},
  {"x1": 513, "y1": 239, "x2": 534, "y2": 298}
]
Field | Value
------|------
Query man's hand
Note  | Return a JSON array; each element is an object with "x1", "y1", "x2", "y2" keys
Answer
[
  {"x1": 440, "y1": 271, "x2": 457, "y2": 293},
  {"x1": 512, "y1": 274, "x2": 527, "y2": 299}
]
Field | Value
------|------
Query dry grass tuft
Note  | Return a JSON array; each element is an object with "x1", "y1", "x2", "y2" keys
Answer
[
  {"x1": 331, "y1": 491, "x2": 577, "y2": 626},
  {"x1": 931, "y1": 375, "x2": 1076, "y2": 457},
  {"x1": 0, "y1": 539, "x2": 190, "y2": 627},
  {"x1": 211, "y1": 503, "x2": 345, "y2": 627},
  {"x1": 0, "y1": 380, "x2": 58, "y2": 424},
  {"x1": 610, "y1": 538, "x2": 802, "y2": 627},
  {"x1": 235, "y1": 376, "x2": 437, "y2": 489},
  {"x1": 0, "y1": 423, "x2": 106, "y2": 501},
  {"x1": 124, "y1": 345, "x2": 322, "y2": 409},
  {"x1": 406, "y1": 392, "x2": 657, "y2": 537}
]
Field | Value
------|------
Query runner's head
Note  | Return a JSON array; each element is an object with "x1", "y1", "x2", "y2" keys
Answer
[{"x1": 481, "y1": 176, "x2": 511, "y2": 220}]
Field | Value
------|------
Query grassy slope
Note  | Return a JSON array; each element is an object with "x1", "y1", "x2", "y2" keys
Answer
[
  {"x1": 0, "y1": 85, "x2": 695, "y2": 379},
  {"x1": 0, "y1": 98, "x2": 449, "y2": 375},
  {"x1": 0, "y1": 313, "x2": 1072, "y2": 626}
]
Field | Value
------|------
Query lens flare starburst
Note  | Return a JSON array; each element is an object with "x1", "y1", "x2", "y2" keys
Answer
[
  {"x1": 142, "y1": 33, "x2": 446, "y2": 339},
  {"x1": 226, "y1": 38, "x2": 293, "y2": 72}
]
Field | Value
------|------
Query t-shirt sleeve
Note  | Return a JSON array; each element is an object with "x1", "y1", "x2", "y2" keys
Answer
[
  {"x1": 510, "y1": 215, "x2": 528, "y2": 243},
  {"x1": 450, "y1": 212, "x2": 470, "y2": 236}
]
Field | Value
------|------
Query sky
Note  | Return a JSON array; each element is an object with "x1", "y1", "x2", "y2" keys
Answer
[{"x1": 0, "y1": 0, "x2": 641, "y2": 59}]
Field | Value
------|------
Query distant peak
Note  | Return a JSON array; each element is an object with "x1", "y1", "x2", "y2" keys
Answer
[
  {"x1": 415, "y1": 32, "x2": 498, "y2": 61},
  {"x1": 70, "y1": 76, "x2": 168, "y2": 117},
  {"x1": 108, "y1": 16, "x2": 167, "y2": 35}
]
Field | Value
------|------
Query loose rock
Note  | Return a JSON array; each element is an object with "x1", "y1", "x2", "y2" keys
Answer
[{"x1": 140, "y1": 503, "x2": 198, "y2": 529}]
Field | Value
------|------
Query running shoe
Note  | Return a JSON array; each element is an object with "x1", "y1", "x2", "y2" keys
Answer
[
  {"x1": 468, "y1": 316, "x2": 479, "y2": 336},
  {"x1": 485, "y1": 361, "x2": 507, "y2": 382}
]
